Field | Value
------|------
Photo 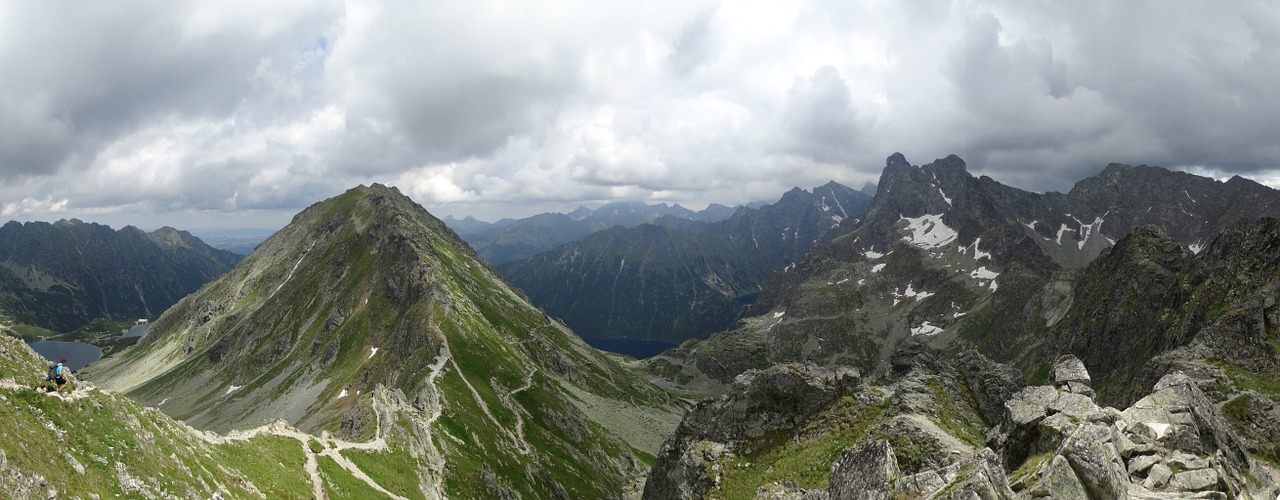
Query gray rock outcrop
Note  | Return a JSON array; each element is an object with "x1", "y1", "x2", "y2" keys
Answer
[{"x1": 993, "y1": 362, "x2": 1277, "y2": 499}]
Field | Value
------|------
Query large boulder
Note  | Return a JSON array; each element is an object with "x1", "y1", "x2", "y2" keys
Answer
[
  {"x1": 642, "y1": 439, "x2": 724, "y2": 500},
  {"x1": 931, "y1": 448, "x2": 1015, "y2": 499},
  {"x1": 1121, "y1": 372, "x2": 1249, "y2": 469},
  {"x1": 1059, "y1": 425, "x2": 1128, "y2": 499},
  {"x1": 1028, "y1": 455, "x2": 1088, "y2": 498},
  {"x1": 1053, "y1": 354, "x2": 1096, "y2": 398},
  {"x1": 827, "y1": 440, "x2": 900, "y2": 500}
]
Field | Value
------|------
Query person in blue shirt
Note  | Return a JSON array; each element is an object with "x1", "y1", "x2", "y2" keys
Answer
[{"x1": 50, "y1": 359, "x2": 68, "y2": 392}]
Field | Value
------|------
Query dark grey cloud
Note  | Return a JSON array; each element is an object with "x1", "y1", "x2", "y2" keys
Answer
[
  {"x1": 0, "y1": 2, "x2": 335, "y2": 183},
  {"x1": 2, "y1": 0, "x2": 1279, "y2": 226},
  {"x1": 782, "y1": 65, "x2": 865, "y2": 165}
]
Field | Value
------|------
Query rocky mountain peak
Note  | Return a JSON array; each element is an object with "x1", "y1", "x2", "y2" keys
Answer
[{"x1": 1226, "y1": 174, "x2": 1264, "y2": 188}]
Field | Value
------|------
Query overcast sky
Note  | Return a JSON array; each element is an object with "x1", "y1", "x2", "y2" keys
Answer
[{"x1": 2, "y1": 1, "x2": 1278, "y2": 229}]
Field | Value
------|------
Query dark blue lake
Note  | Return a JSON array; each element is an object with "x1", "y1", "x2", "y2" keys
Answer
[
  {"x1": 582, "y1": 337, "x2": 677, "y2": 359},
  {"x1": 123, "y1": 323, "x2": 150, "y2": 338},
  {"x1": 27, "y1": 340, "x2": 102, "y2": 371}
]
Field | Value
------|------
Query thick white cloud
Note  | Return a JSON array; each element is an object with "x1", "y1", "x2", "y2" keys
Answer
[{"x1": 1, "y1": 0, "x2": 1278, "y2": 227}]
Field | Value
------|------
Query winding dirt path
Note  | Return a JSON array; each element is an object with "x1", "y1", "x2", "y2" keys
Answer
[
  {"x1": 196, "y1": 396, "x2": 404, "y2": 499},
  {"x1": 505, "y1": 363, "x2": 538, "y2": 455}
]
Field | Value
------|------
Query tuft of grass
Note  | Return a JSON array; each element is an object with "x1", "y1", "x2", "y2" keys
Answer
[
  {"x1": 1009, "y1": 452, "x2": 1051, "y2": 484},
  {"x1": 923, "y1": 377, "x2": 988, "y2": 448}
]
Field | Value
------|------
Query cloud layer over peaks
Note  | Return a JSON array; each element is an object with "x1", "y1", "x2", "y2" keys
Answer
[{"x1": 1, "y1": 1, "x2": 1278, "y2": 226}]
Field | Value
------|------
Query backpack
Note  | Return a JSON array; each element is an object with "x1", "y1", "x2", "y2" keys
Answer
[{"x1": 46, "y1": 364, "x2": 57, "y2": 381}]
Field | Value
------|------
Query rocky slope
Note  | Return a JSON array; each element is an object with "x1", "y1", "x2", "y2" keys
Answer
[
  {"x1": 645, "y1": 351, "x2": 1280, "y2": 498},
  {"x1": 0, "y1": 220, "x2": 241, "y2": 332},
  {"x1": 499, "y1": 182, "x2": 872, "y2": 345},
  {"x1": 81, "y1": 184, "x2": 683, "y2": 498}
]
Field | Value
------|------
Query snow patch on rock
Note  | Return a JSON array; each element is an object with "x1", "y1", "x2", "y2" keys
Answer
[
  {"x1": 900, "y1": 214, "x2": 958, "y2": 249},
  {"x1": 912, "y1": 321, "x2": 944, "y2": 336},
  {"x1": 970, "y1": 267, "x2": 999, "y2": 280}
]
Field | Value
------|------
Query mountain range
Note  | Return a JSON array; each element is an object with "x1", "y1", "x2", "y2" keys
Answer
[
  {"x1": 450, "y1": 201, "x2": 741, "y2": 265},
  {"x1": 0, "y1": 220, "x2": 241, "y2": 332},
  {"x1": 4, "y1": 152, "x2": 1280, "y2": 497},
  {"x1": 498, "y1": 181, "x2": 873, "y2": 345}
]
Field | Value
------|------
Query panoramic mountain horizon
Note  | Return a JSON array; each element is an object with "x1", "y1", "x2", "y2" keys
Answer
[{"x1": 6, "y1": 2, "x2": 1280, "y2": 498}]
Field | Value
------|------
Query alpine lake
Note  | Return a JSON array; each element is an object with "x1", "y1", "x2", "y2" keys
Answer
[{"x1": 20, "y1": 319, "x2": 150, "y2": 371}]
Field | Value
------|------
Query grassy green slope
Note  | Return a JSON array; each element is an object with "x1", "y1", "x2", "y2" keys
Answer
[
  {"x1": 0, "y1": 331, "x2": 382, "y2": 499},
  {"x1": 81, "y1": 184, "x2": 682, "y2": 498}
]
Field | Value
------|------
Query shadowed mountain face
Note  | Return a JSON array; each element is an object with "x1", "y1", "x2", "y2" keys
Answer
[
  {"x1": 81, "y1": 184, "x2": 680, "y2": 498},
  {"x1": 0, "y1": 220, "x2": 241, "y2": 332},
  {"x1": 498, "y1": 182, "x2": 873, "y2": 346}
]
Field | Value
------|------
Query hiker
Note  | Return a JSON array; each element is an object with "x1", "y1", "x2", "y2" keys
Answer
[{"x1": 48, "y1": 358, "x2": 69, "y2": 392}]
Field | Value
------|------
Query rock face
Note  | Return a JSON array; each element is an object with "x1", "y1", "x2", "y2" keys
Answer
[{"x1": 827, "y1": 440, "x2": 900, "y2": 499}]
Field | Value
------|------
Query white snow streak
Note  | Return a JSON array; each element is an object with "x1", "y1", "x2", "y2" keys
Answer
[
  {"x1": 1189, "y1": 243, "x2": 1204, "y2": 254},
  {"x1": 871, "y1": 263, "x2": 886, "y2": 274},
  {"x1": 368, "y1": 347, "x2": 379, "y2": 359},
  {"x1": 274, "y1": 240, "x2": 317, "y2": 296},
  {"x1": 337, "y1": 389, "x2": 349, "y2": 399},
  {"x1": 1056, "y1": 224, "x2": 1072, "y2": 245},
  {"x1": 1077, "y1": 216, "x2": 1106, "y2": 250},
  {"x1": 225, "y1": 385, "x2": 242, "y2": 396},
  {"x1": 773, "y1": 311, "x2": 785, "y2": 319},
  {"x1": 931, "y1": 173, "x2": 953, "y2": 207},
  {"x1": 864, "y1": 250, "x2": 884, "y2": 259}
]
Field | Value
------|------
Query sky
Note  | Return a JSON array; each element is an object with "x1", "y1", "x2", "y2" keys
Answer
[{"x1": 1, "y1": 1, "x2": 1279, "y2": 230}]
